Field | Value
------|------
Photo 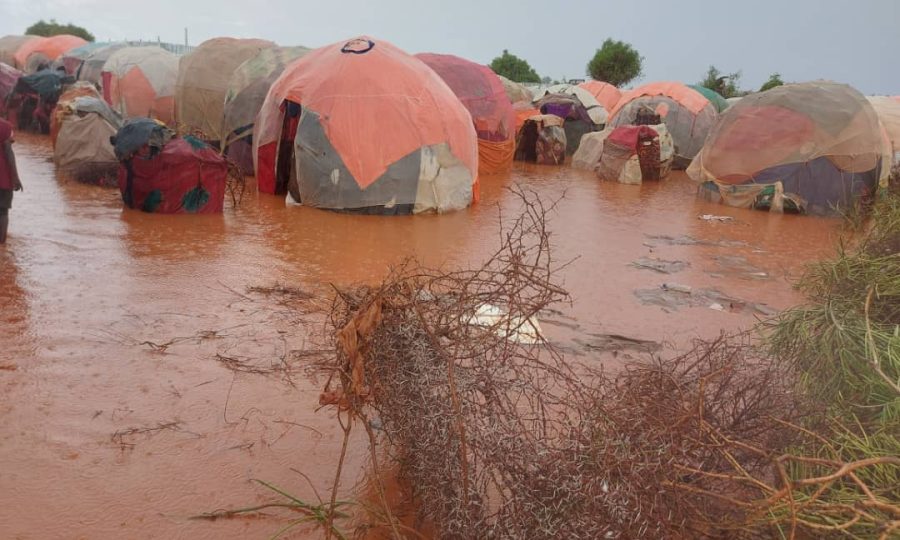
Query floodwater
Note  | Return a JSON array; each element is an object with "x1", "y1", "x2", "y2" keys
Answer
[{"x1": 0, "y1": 133, "x2": 841, "y2": 539}]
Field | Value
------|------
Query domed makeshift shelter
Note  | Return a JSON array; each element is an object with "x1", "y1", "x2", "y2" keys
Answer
[
  {"x1": 417, "y1": 53, "x2": 516, "y2": 175},
  {"x1": 687, "y1": 85, "x2": 730, "y2": 113},
  {"x1": 609, "y1": 81, "x2": 718, "y2": 169},
  {"x1": 113, "y1": 119, "x2": 227, "y2": 214},
  {"x1": 50, "y1": 82, "x2": 102, "y2": 144},
  {"x1": 54, "y1": 95, "x2": 123, "y2": 185},
  {"x1": 15, "y1": 35, "x2": 87, "y2": 73},
  {"x1": 867, "y1": 96, "x2": 900, "y2": 154},
  {"x1": 223, "y1": 46, "x2": 310, "y2": 174},
  {"x1": 102, "y1": 46, "x2": 179, "y2": 126},
  {"x1": 514, "y1": 114, "x2": 566, "y2": 165},
  {"x1": 577, "y1": 80, "x2": 621, "y2": 114},
  {"x1": 534, "y1": 84, "x2": 608, "y2": 154},
  {"x1": 497, "y1": 74, "x2": 532, "y2": 105},
  {"x1": 175, "y1": 37, "x2": 275, "y2": 144},
  {"x1": 8, "y1": 70, "x2": 69, "y2": 132},
  {"x1": 0, "y1": 62, "x2": 22, "y2": 118},
  {"x1": 0, "y1": 35, "x2": 40, "y2": 68},
  {"x1": 688, "y1": 82, "x2": 889, "y2": 215},
  {"x1": 254, "y1": 37, "x2": 478, "y2": 214},
  {"x1": 67, "y1": 42, "x2": 128, "y2": 84}
]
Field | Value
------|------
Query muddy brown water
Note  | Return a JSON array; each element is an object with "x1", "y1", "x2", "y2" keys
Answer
[{"x1": 0, "y1": 133, "x2": 840, "y2": 539}]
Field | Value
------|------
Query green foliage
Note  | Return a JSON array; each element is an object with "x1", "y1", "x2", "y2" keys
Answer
[
  {"x1": 489, "y1": 50, "x2": 540, "y2": 84},
  {"x1": 698, "y1": 65, "x2": 742, "y2": 98},
  {"x1": 760, "y1": 73, "x2": 784, "y2": 92},
  {"x1": 24, "y1": 19, "x2": 94, "y2": 42},
  {"x1": 586, "y1": 39, "x2": 643, "y2": 87}
]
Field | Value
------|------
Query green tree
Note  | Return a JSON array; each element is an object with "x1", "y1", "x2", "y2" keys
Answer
[
  {"x1": 25, "y1": 19, "x2": 94, "y2": 42},
  {"x1": 760, "y1": 73, "x2": 784, "y2": 92},
  {"x1": 586, "y1": 39, "x2": 643, "y2": 87},
  {"x1": 489, "y1": 50, "x2": 540, "y2": 84},
  {"x1": 698, "y1": 65, "x2": 742, "y2": 98}
]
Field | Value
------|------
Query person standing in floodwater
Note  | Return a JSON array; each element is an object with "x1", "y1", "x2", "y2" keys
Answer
[{"x1": 0, "y1": 117, "x2": 23, "y2": 244}]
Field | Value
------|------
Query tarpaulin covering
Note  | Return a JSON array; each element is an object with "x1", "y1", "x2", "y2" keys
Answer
[
  {"x1": 513, "y1": 103, "x2": 540, "y2": 134},
  {"x1": 14, "y1": 70, "x2": 65, "y2": 100},
  {"x1": 596, "y1": 124, "x2": 673, "y2": 184},
  {"x1": 54, "y1": 96, "x2": 122, "y2": 185},
  {"x1": 74, "y1": 42, "x2": 129, "y2": 84},
  {"x1": 688, "y1": 81, "x2": 886, "y2": 215},
  {"x1": 0, "y1": 62, "x2": 22, "y2": 109},
  {"x1": 867, "y1": 96, "x2": 900, "y2": 153},
  {"x1": 536, "y1": 83, "x2": 608, "y2": 125},
  {"x1": 50, "y1": 83, "x2": 101, "y2": 144},
  {"x1": 534, "y1": 92, "x2": 602, "y2": 154},
  {"x1": 15, "y1": 35, "x2": 87, "y2": 73},
  {"x1": 254, "y1": 36, "x2": 478, "y2": 214},
  {"x1": 116, "y1": 131, "x2": 226, "y2": 214},
  {"x1": 176, "y1": 37, "x2": 275, "y2": 143},
  {"x1": 0, "y1": 35, "x2": 40, "y2": 68},
  {"x1": 223, "y1": 46, "x2": 310, "y2": 147},
  {"x1": 610, "y1": 81, "x2": 718, "y2": 169},
  {"x1": 577, "y1": 80, "x2": 621, "y2": 114},
  {"x1": 103, "y1": 47, "x2": 179, "y2": 126},
  {"x1": 497, "y1": 74, "x2": 532, "y2": 104},
  {"x1": 112, "y1": 118, "x2": 174, "y2": 161},
  {"x1": 60, "y1": 42, "x2": 112, "y2": 74},
  {"x1": 417, "y1": 53, "x2": 515, "y2": 175},
  {"x1": 687, "y1": 85, "x2": 730, "y2": 113},
  {"x1": 515, "y1": 114, "x2": 566, "y2": 165}
]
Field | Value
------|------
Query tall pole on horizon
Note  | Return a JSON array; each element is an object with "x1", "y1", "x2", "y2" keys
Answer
[{"x1": 184, "y1": 28, "x2": 188, "y2": 47}]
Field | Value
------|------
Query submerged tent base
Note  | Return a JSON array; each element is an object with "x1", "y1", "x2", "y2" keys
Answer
[
  {"x1": 61, "y1": 162, "x2": 119, "y2": 187},
  {"x1": 698, "y1": 181, "x2": 805, "y2": 214}
]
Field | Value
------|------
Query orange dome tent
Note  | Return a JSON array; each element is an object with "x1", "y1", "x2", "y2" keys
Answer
[
  {"x1": 577, "y1": 81, "x2": 621, "y2": 114},
  {"x1": 15, "y1": 35, "x2": 87, "y2": 73},
  {"x1": 254, "y1": 37, "x2": 478, "y2": 214},
  {"x1": 0, "y1": 35, "x2": 40, "y2": 68},
  {"x1": 609, "y1": 81, "x2": 718, "y2": 169},
  {"x1": 417, "y1": 53, "x2": 515, "y2": 175}
]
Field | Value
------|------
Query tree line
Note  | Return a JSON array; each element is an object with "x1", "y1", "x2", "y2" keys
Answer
[{"x1": 490, "y1": 40, "x2": 785, "y2": 94}]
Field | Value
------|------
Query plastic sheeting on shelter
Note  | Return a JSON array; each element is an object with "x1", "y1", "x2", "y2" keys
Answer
[
  {"x1": 688, "y1": 81, "x2": 888, "y2": 215},
  {"x1": 0, "y1": 35, "x2": 40, "y2": 68},
  {"x1": 114, "y1": 119, "x2": 226, "y2": 214},
  {"x1": 595, "y1": 124, "x2": 674, "y2": 184},
  {"x1": 54, "y1": 96, "x2": 123, "y2": 185},
  {"x1": 417, "y1": 53, "x2": 515, "y2": 175},
  {"x1": 610, "y1": 81, "x2": 719, "y2": 169},
  {"x1": 497, "y1": 74, "x2": 533, "y2": 105},
  {"x1": 254, "y1": 36, "x2": 478, "y2": 215},
  {"x1": 102, "y1": 47, "x2": 179, "y2": 126},
  {"x1": 514, "y1": 114, "x2": 566, "y2": 165},
  {"x1": 0, "y1": 62, "x2": 22, "y2": 116},
  {"x1": 15, "y1": 35, "x2": 87, "y2": 73},
  {"x1": 175, "y1": 37, "x2": 275, "y2": 144},
  {"x1": 577, "y1": 80, "x2": 622, "y2": 114}
]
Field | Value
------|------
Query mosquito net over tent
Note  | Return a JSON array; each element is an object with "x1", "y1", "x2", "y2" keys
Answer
[
  {"x1": 223, "y1": 46, "x2": 310, "y2": 147},
  {"x1": 0, "y1": 35, "x2": 40, "y2": 68},
  {"x1": 688, "y1": 82, "x2": 889, "y2": 215},
  {"x1": 577, "y1": 80, "x2": 621, "y2": 114},
  {"x1": 609, "y1": 81, "x2": 718, "y2": 169},
  {"x1": 222, "y1": 46, "x2": 310, "y2": 174},
  {"x1": 175, "y1": 37, "x2": 275, "y2": 144},
  {"x1": 254, "y1": 37, "x2": 478, "y2": 214},
  {"x1": 15, "y1": 35, "x2": 88, "y2": 73},
  {"x1": 417, "y1": 53, "x2": 516, "y2": 175},
  {"x1": 102, "y1": 47, "x2": 179, "y2": 126}
]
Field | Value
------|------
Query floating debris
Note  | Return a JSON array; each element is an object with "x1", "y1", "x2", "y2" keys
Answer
[
  {"x1": 707, "y1": 255, "x2": 770, "y2": 280},
  {"x1": 630, "y1": 257, "x2": 690, "y2": 274},
  {"x1": 634, "y1": 283, "x2": 776, "y2": 316},
  {"x1": 698, "y1": 214, "x2": 735, "y2": 222},
  {"x1": 645, "y1": 234, "x2": 747, "y2": 248}
]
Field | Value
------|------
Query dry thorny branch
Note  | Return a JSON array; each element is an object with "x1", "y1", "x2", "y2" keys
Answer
[{"x1": 309, "y1": 187, "x2": 898, "y2": 539}]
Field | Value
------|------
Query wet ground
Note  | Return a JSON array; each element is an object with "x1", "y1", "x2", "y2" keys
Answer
[{"x1": 0, "y1": 133, "x2": 841, "y2": 539}]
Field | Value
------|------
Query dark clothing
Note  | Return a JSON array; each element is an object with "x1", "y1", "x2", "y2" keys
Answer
[
  {"x1": 0, "y1": 189, "x2": 12, "y2": 210},
  {"x1": 0, "y1": 118, "x2": 13, "y2": 190}
]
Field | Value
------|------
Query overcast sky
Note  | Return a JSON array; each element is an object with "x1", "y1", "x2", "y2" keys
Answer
[{"x1": 2, "y1": 0, "x2": 898, "y2": 94}]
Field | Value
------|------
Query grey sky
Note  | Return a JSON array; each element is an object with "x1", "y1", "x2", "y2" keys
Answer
[{"x1": 1, "y1": 0, "x2": 898, "y2": 94}]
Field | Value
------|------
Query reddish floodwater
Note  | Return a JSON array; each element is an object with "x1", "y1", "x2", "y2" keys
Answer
[{"x1": 0, "y1": 133, "x2": 841, "y2": 539}]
